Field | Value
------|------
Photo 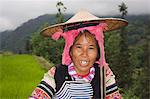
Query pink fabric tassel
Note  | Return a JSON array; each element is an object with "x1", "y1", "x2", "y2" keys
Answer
[{"x1": 52, "y1": 30, "x2": 63, "y2": 40}]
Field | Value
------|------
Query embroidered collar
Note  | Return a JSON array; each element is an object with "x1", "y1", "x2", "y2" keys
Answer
[{"x1": 68, "y1": 63, "x2": 95, "y2": 82}]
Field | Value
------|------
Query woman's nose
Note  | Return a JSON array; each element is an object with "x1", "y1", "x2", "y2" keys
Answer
[{"x1": 81, "y1": 49, "x2": 88, "y2": 57}]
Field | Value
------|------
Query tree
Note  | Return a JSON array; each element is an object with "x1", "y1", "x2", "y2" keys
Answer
[
  {"x1": 105, "y1": 31, "x2": 122, "y2": 76},
  {"x1": 30, "y1": 23, "x2": 65, "y2": 64},
  {"x1": 30, "y1": 2, "x2": 67, "y2": 64},
  {"x1": 25, "y1": 38, "x2": 32, "y2": 54},
  {"x1": 118, "y1": 2, "x2": 128, "y2": 19},
  {"x1": 132, "y1": 21, "x2": 150, "y2": 99},
  {"x1": 56, "y1": 1, "x2": 67, "y2": 23},
  {"x1": 118, "y1": 2, "x2": 132, "y2": 89}
]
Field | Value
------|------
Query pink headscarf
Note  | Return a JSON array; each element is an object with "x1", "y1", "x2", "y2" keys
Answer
[{"x1": 52, "y1": 23, "x2": 108, "y2": 67}]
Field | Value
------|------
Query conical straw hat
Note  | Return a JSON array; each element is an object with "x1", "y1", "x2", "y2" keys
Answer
[{"x1": 41, "y1": 10, "x2": 128, "y2": 37}]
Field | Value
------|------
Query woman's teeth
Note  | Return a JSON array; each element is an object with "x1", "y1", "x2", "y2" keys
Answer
[{"x1": 80, "y1": 60, "x2": 88, "y2": 64}]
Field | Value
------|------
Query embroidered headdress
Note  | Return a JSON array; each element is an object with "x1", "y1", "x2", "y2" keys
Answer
[{"x1": 41, "y1": 10, "x2": 128, "y2": 67}]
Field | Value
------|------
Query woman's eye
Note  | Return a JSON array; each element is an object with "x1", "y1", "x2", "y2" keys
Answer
[
  {"x1": 76, "y1": 45, "x2": 81, "y2": 48},
  {"x1": 89, "y1": 47, "x2": 94, "y2": 50}
]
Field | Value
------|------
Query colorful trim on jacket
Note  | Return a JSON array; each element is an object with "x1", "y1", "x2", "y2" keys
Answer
[
  {"x1": 68, "y1": 63, "x2": 95, "y2": 82},
  {"x1": 105, "y1": 66, "x2": 122, "y2": 99}
]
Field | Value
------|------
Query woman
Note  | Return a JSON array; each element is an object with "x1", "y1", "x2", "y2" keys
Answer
[{"x1": 29, "y1": 10, "x2": 128, "y2": 99}]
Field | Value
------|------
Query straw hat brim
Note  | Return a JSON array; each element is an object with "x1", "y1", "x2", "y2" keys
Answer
[{"x1": 41, "y1": 18, "x2": 128, "y2": 37}]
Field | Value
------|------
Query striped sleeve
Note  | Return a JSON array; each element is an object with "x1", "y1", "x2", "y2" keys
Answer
[
  {"x1": 105, "y1": 66, "x2": 122, "y2": 99},
  {"x1": 29, "y1": 67, "x2": 56, "y2": 99}
]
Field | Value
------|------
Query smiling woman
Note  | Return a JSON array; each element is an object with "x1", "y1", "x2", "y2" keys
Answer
[
  {"x1": 29, "y1": 10, "x2": 128, "y2": 99},
  {"x1": 70, "y1": 30, "x2": 98, "y2": 76}
]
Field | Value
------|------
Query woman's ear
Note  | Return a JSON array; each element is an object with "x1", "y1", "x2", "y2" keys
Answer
[
  {"x1": 70, "y1": 50, "x2": 73, "y2": 57},
  {"x1": 69, "y1": 46, "x2": 73, "y2": 57}
]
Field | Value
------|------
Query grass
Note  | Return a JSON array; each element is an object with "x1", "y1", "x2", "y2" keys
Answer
[{"x1": 0, "y1": 54, "x2": 47, "y2": 99}]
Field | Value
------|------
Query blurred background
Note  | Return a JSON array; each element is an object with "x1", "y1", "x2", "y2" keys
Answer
[{"x1": 0, "y1": 0, "x2": 149, "y2": 98}]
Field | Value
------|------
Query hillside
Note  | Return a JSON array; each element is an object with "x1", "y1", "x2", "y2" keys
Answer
[
  {"x1": 0, "y1": 14, "x2": 56, "y2": 53},
  {"x1": 0, "y1": 14, "x2": 71, "y2": 53},
  {"x1": 0, "y1": 14, "x2": 149, "y2": 53}
]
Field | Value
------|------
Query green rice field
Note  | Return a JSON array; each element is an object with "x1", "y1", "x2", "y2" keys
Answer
[{"x1": 0, "y1": 54, "x2": 47, "y2": 99}]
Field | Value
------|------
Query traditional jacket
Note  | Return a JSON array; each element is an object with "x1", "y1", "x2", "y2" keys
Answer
[{"x1": 29, "y1": 63, "x2": 122, "y2": 99}]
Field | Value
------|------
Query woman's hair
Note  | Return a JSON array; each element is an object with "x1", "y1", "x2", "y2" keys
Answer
[{"x1": 70, "y1": 29, "x2": 100, "y2": 61}]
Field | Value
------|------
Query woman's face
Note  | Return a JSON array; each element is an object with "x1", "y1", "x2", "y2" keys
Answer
[{"x1": 70, "y1": 32, "x2": 98, "y2": 75}]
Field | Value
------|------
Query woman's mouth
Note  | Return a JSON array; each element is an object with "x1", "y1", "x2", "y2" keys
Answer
[{"x1": 80, "y1": 60, "x2": 88, "y2": 66}]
